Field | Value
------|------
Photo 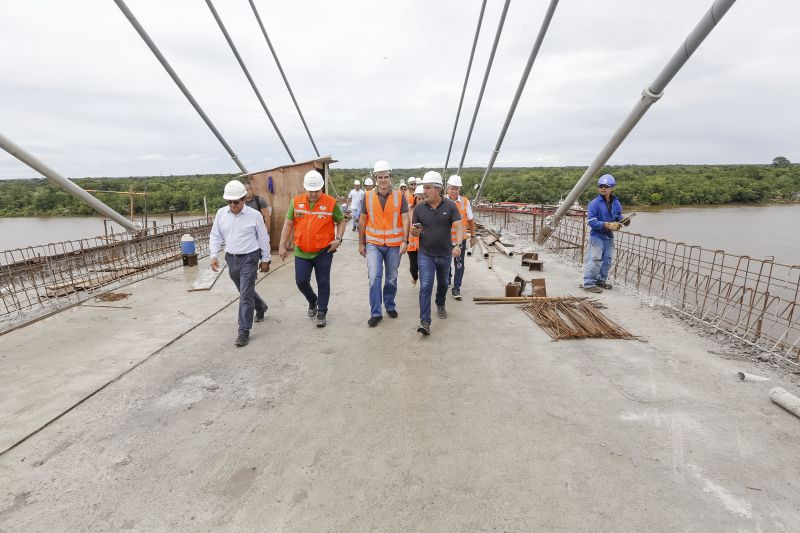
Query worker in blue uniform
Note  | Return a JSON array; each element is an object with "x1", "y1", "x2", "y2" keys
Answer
[{"x1": 583, "y1": 174, "x2": 627, "y2": 293}]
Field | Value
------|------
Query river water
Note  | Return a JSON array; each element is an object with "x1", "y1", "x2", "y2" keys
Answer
[
  {"x1": 0, "y1": 215, "x2": 204, "y2": 251},
  {"x1": 1, "y1": 204, "x2": 798, "y2": 263}
]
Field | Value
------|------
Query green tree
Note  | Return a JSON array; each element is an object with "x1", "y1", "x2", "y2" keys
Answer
[{"x1": 772, "y1": 156, "x2": 791, "y2": 167}]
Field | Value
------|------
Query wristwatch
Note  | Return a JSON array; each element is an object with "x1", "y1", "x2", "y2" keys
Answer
[{"x1": 335, "y1": 237, "x2": 343, "y2": 242}]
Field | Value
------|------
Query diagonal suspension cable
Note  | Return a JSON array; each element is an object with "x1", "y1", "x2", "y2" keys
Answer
[
  {"x1": 205, "y1": 0, "x2": 295, "y2": 162},
  {"x1": 113, "y1": 0, "x2": 248, "y2": 174},
  {"x1": 538, "y1": 0, "x2": 739, "y2": 243},
  {"x1": 475, "y1": 0, "x2": 559, "y2": 203},
  {"x1": 442, "y1": 0, "x2": 487, "y2": 177},
  {"x1": 456, "y1": 0, "x2": 512, "y2": 176},
  {"x1": 249, "y1": 0, "x2": 320, "y2": 158}
]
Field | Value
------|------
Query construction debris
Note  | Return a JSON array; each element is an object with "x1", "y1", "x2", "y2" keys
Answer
[
  {"x1": 520, "y1": 296, "x2": 636, "y2": 341},
  {"x1": 96, "y1": 292, "x2": 130, "y2": 302}
]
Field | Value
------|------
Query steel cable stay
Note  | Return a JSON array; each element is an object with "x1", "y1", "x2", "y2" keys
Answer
[
  {"x1": 113, "y1": 0, "x2": 248, "y2": 174},
  {"x1": 205, "y1": 0, "x2": 295, "y2": 162},
  {"x1": 537, "y1": 0, "x2": 740, "y2": 244},
  {"x1": 456, "y1": 0, "x2": 511, "y2": 176},
  {"x1": 474, "y1": 0, "x2": 559, "y2": 203},
  {"x1": 442, "y1": 0, "x2": 487, "y2": 177},
  {"x1": 249, "y1": 0, "x2": 320, "y2": 158}
]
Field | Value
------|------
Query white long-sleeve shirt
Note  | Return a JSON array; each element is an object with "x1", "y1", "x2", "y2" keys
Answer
[{"x1": 209, "y1": 205, "x2": 271, "y2": 262}]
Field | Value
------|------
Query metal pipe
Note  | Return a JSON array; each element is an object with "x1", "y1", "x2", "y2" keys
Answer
[
  {"x1": 769, "y1": 387, "x2": 800, "y2": 419},
  {"x1": 205, "y1": 0, "x2": 295, "y2": 162},
  {"x1": 538, "y1": 0, "x2": 738, "y2": 243},
  {"x1": 477, "y1": 236, "x2": 490, "y2": 258},
  {"x1": 474, "y1": 0, "x2": 559, "y2": 203},
  {"x1": 442, "y1": 0, "x2": 487, "y2": 176},
  {"x1": 112, "y1": 0, "x2": 248, "y2": 174},
  {"x1": 493, "y1": 241, "x2": 513, "y2": 257},
  {"x1": 249, "y1": 0, "x2": 319, "y2": 157},
  {"x1": 456, "y1": 0, "x2": 512, "y2": 175},
  {"x1": 0, "y1": 132, "x2": 139, "y2": 232}
]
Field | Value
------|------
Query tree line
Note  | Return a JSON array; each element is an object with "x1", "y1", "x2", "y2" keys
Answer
[{"x1": 0, "y1": 164, "x2": 798, "y2": 217}]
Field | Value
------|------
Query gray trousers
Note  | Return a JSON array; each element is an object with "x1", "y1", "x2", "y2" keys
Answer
[{"x1": 225, "y1": 250, "x2": 267, "y2": 335}]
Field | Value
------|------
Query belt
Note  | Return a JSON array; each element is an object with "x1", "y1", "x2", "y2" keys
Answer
[{"x1": 226, "y1": 250, "x2": 259, "y2": 258}]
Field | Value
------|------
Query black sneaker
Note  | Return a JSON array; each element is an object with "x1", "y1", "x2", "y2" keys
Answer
[
  {"x1": 597, "y1": 281, "x2": 613, "y2": 290},
  {"x1": 583, "y1": 286, "x2": 603, "y2": 294},
  {"x1": 417, "y1": 321, "x2": 431, "y2": 335},
  {"x1": 367, "y1": 316, "x2": 383, "y2": 327},
  {"x1": 387, "y1": 309, "x2": 398, "y2": 318},
  {"x1": 308, "y1": 300, "x2": 318, "y2": 318},
  {"x1": 234, "y1": 332, "x2": 249, "y2": 347},
  {"x1": 316, "y1": 312, "x2": 327, "y2": 328},
  {"x1": 452, "y1": 288, "x2": 462, "y2": 300},
  {"x1": 437, "y1": 306, "x2": 448, "y2": 319},
  {"x1": 254, "y1": 307, "x2": 266, "y2": 322}
]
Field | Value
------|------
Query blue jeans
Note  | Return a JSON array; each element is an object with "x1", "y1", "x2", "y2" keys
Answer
[
  {"x1": 418, "y1": 252, "x2": 451, "y2": 322},
  {"x1": 583, "y1": 236, "x2": 615, "y2": 287},
  {"x1": 294, "y1": 250, "x2": 334, "y2": 313},
  {"x1": 451, "y1": 239, "x2": 467, "y2": 291},
  {"x1": 366, "y1": 243, "x2": 401, "y2": 317},
  {"x1": 225, "y1": 250, "x2": 267, "y2": 335}
]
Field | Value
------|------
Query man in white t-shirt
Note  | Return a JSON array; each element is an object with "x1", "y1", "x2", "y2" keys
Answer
[{"x1": 346, "y1": 179, "x2": 365, "y2": 231}]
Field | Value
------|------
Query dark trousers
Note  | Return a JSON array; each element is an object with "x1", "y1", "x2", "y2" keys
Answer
[
  {"x1": 295, "y1": 250, "x2": 334, "y2": 313},
  {"x1": 226, "y1": 250, "x2": 267, "y2": 335},
  {"x1": 408, "y1": 250, "x2": 419, "y2": 281},
  {"x1": 451, "y1": 239, "x2": 467, "y2": 290}
]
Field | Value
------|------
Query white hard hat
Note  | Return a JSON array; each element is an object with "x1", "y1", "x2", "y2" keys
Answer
[
  {"x1": 354, "y1": 179, "x2": 361, "y2": 185},
  {"x1": 373, "y1": 160, "x2": 391, "y2": 174},
  {"x1": 399, "y1": 179, "x2": 406, "y2": 187},
  {"x1": 408, "y1": 176, "x2": 417, "y2": 184},
  {"x1": 223, "y1": 180, "x2": 247, "y2": 200},
  {"x1": 421, "y1": 170, "x2": 443, "y2": 187},
  {"x1": 303, "y1": 170, "x2": 325, "y2": 192},
  {"x1": 447, "y1": 174, "x2": 463, "y2": 187},
  {"x1": 364, "y1": 178, "x2": 374, "y2": 186},
  {"x1": 414, "y1": 185, "x2": 424, "y2": 195}
]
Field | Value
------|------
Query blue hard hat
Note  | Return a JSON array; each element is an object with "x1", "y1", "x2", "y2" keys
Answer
[{"x1": 598, "y1": 174, "x2": 616, "y2": 187}]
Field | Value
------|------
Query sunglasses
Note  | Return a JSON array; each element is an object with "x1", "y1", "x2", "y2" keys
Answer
[
  {"x1": 228, "y1": 199, "x2": 242, "y2": 205},
  {"x1": 598, "y1": 185, "x2": 612, "y2": 189}
]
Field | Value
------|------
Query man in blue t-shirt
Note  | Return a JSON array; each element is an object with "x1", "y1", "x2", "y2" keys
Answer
[{"x1": 583, "y1": 174, "x2": 625, "y2": 293}]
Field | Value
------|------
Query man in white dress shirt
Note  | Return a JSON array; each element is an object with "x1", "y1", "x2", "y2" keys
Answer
[{"x1": 209, "y1": 180, "x2": 272, "y2": 347}]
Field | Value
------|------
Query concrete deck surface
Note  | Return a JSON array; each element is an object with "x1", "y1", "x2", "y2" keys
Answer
[{"x1": 1, "y1": 232, "x2": 799, "y2": 532}]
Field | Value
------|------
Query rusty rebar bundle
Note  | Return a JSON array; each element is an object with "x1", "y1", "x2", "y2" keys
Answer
[{"x1": 520, "y1": 295, "x2": 636, "y2": 341}]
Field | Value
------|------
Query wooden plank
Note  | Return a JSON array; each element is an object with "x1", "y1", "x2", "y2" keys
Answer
[{"x1": 188, "y1": 265, "x2": 226, "y2": 292}]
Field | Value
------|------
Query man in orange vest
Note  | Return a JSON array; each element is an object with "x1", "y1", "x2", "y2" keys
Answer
[
  {"x1": 278, "y1": 170, "x2": 346, "y2": 328},
  {"x1": 446, "y1": 175, "x2": 477, "y2": 300},
  {"x1": 358, "y1": 160, "x2": 410, "y2": 327}
]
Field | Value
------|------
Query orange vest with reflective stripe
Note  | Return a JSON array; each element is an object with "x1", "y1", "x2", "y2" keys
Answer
[
  {"x1": 293, "y1": 193, "x2": 336, "y2": 252},
  {"x1": 451, "y1": 196, "x2": 470, "y2": 244},
  {"x1": 405, "y1": 191, "x2": 414, "y2": 207},
  {"x1": 407, "y1": 233, "x2": 419, "y2": 252},
  {"x1": 365, "y1": 189, "x2": 404, "y2": 246}
]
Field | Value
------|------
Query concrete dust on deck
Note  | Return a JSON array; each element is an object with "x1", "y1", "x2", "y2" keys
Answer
[{"x1": 1, "y1": 233, "x2": 800, "y2": 531}]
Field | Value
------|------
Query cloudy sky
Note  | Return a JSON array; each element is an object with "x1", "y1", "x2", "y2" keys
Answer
[{"x1": 1, "y1": 0, "x2": 798, "y2": 180}]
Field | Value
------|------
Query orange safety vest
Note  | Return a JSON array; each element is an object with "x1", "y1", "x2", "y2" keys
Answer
[
  {"x1": 365, "y1": 189, "x2": 404, "y2": 246},
  {"x1": 451, "y1": 196, "x2": 470, "y2": 244},
  {"x1": 405, "y1": 190, "x2": 415, "y2": 207},
  {"x1": 293, "y1": 193, "x2": 336, "y2": 252},
  {"x1": 407, "y1": 233, "x2": 420, "y2": 252}
]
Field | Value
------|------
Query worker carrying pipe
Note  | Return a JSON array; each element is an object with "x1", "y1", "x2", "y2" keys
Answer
[{"x1": 581, "y1": 174, "x2": 630, "y2": 294}]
